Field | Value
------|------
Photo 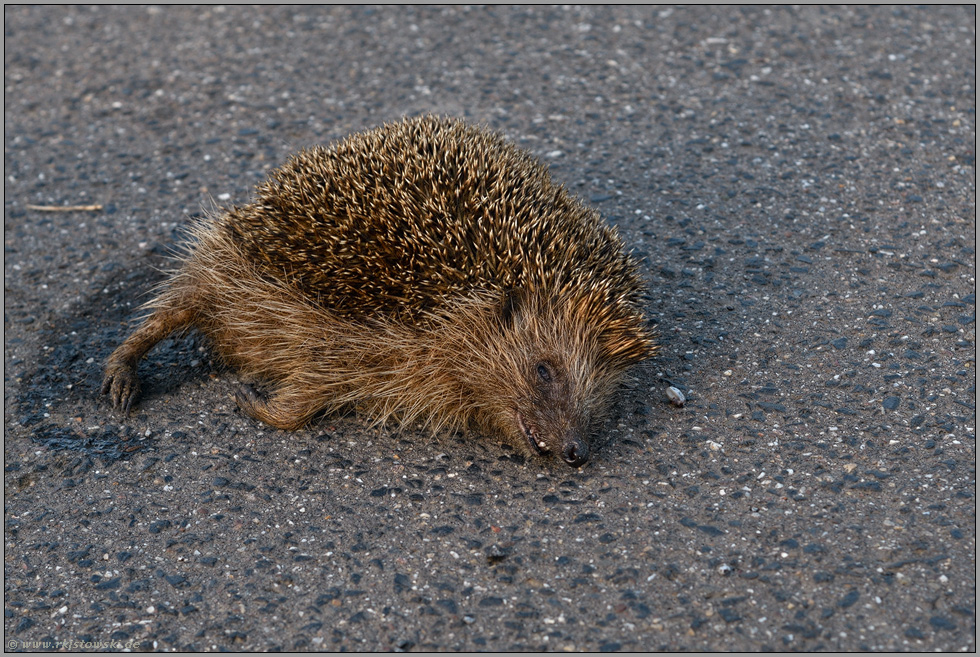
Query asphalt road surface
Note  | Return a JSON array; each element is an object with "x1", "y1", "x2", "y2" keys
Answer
[{"x1": 4, "y1": 5, "x2": 975, "y2": 652}]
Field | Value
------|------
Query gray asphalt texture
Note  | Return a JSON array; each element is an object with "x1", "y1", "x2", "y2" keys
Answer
[{"x1": 4, "y1": 5, "x2": 976, "y2": 652}]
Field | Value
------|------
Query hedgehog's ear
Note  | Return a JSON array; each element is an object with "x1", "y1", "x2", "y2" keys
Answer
[{"x1": 499, "y1": 288, "x2": 523, "y2": 327}]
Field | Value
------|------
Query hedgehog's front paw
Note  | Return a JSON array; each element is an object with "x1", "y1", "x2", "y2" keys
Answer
[{"x1": 101, "y1": 363, "x2": 141, "y2": 414}]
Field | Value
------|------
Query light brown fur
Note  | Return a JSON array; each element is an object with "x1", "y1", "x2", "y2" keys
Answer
[{"x1": 103, "y1": 116, "x2": 656, "y2": 467}]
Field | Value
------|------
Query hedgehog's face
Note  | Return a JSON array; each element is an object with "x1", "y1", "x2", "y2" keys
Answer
[
  {"x1": 487, "y1": 292, "x2": 631, "y2": 468},
  {"x1": 461, "y1": 289, "x2": 652, "y2": 468},
  {"x1": 513, "y1": 356, "x2": 599, "y2": 467}
]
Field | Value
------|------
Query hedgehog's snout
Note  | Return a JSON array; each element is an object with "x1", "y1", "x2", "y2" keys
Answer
[
  {"x1": 517, "y1": 410, "x2": 589, "y2": 467},
  {"x1": 561, "y1": 435, "x2": 589, "y2": 467}
]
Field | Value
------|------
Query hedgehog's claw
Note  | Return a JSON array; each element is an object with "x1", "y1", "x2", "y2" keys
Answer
[{"x1": 102, "y1": 363, "x2": 141, "y2": 415}]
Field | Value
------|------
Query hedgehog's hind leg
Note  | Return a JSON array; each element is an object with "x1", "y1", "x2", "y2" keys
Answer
[
  {"x1": 102, "y1": 306, "x2": 196, "y2": 413},
  {"x1": 234, "y1": 383, "x2": 324, "y2": 431}
]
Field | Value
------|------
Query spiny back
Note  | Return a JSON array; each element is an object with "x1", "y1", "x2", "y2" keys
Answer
[{"x1": 218, "y1": 116, "x2": 645, "y2": 325}]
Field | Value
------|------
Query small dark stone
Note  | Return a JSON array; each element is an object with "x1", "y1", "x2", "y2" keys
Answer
[
  {"x1": 212, "y1": 477, "x2": 229, "y2": 487},
  {"x1": 95, "y1": 577, "x2": 122, "y2": 590},
  {"x1": 697, "y1": 524, "x2": 724, "y2": 536},
  {"x1": 838, "y1": 589, "x2": 859, "y2": 608},
  {"x1": 718, "y1": 607, "x2": 741, "y2": 623},
  {"x1": 127, "y1": 580, "x2": 150, "y2": 593},
  {"x1": 479, "y1": 596, "x2": 504, "y2": 607},
  {"x1": 164, "y1": 574, "x2": 186, "y2": 587},
  {"x1": 882, "y1": 396, "x2": 900, "y2": 410},
  {"x1": 67, "y1": 547, "x2": 92, "y2": 562},
  {"x1": 148, "y1": 520, "x2": 172, "y2": 534},
  {"x1": 573, "y1": 513, "x2": 601, "y2": 523},
  {"x1": 315, "y1": 588, "x2": 341, "y2": 605},
  {"x1": 436, "y1": 598, "x2": 458, "y2": 614},
  {"x1": 930, "y1": 615, "x2": 957, "y2": 631},
  {"x1": 832, "y1": 337, "x2": 848, "y2": 349}
]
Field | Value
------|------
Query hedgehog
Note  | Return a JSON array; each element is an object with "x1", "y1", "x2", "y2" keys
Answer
[{"x1": 102, "y1": 116, "x2": 657, "y2": 467}]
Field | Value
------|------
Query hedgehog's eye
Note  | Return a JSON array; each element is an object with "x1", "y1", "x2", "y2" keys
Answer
[{"x1": 536, "y1": 363, "x2": 552, "y2": 383}]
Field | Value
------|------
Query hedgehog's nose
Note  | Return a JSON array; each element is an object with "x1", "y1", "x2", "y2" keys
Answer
[{"x1": 562, "y1": 437, "x2": 589, "y2": 467}]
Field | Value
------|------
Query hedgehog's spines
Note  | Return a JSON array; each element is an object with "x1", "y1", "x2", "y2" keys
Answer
[{"x1": 216, "y1": 117, "x2": 646, "y2": 329}]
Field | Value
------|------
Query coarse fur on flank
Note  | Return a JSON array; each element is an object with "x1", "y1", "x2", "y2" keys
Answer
[{"x1": 102, "y1": 116, "x2": 657, "y2": 467}]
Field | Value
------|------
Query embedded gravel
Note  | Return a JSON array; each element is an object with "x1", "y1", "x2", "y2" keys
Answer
[{"x1": 4, "y1": 5, "x2": 975, "y2": 652}]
